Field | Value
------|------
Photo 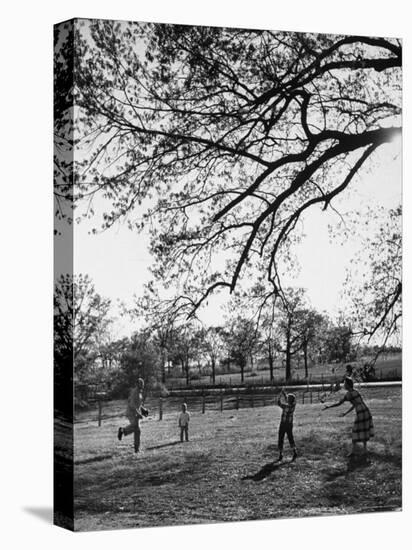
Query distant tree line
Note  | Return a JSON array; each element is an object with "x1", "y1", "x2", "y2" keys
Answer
[{"x1": 56, "y1": 274, "x2": 387, "y2": 401}]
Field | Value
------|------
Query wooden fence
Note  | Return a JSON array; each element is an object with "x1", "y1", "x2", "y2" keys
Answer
[
  {"x1": 165, "y1": 367, "x2": 401, "y2": 391},
  {"x1": 82, "y1": 388, "x2": 327, "y2": 427}
]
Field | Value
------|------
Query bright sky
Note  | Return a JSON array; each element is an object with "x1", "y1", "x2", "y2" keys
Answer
[
  {"x1": 288, "y1": 140, "x2": 401, "y2": 309},
  {"x1": 73, "y1": 139, "x2": 401, "y2": 336}
]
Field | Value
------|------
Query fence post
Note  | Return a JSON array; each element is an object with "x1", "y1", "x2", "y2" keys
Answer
[
  {"x1": 302, "y1": 392, "x2": 305, "y2": 404},
  {"x1": 159, "y1": 397, "x2": 163, "y2": 421},
  {"x1": 220, "y1": 390, "x2": 224, "y2": 412},
  {"x1": 321, "y1": 373, "x2": 324, "y2": 391},
  {"x1": 202, "y1": 391, "x2": 205, "y2": 414},
  {"x1": 98, "y1": 400, "x2": 102, "y2": 427}
]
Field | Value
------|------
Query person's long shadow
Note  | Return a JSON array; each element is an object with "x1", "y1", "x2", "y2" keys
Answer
[
  {"x1": 323, "y1": 455, "x2": 372, "y2": 481},
  {"x1": 75, "y1": 453, "x2": 113, "y2": 465},
  {"x1": 146, "y1": 441, "x2": 183, "y2": 450},
  {"x1": 346, "y1": 454, "x2": 372, "y2": 472},
  {"x1": 242, "y1": 460, "x2": 291, "y2": 482}
]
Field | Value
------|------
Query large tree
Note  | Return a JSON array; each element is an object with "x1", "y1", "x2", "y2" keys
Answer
[
  {"x1": 203, "y1": 326, "x2": 226, "y2": 384},
  {"x1": 129, "y1": 283, "x2": 190, "y2": 383},
  {"x1": 54, "y1": 273, "x2": 112, "y2": 381},
  {"x1": 224, "y1": 317, "x2": 259, "y2": 383},
  {"x1": 345, "y1": 205, "x2": 402, "y2": 359},
  {"x1": 65, "y1": 21, "x2": 401, "y2": 320},
  {"x1": 116, "y1": 330, "x2": 161, "y2": 396},
  {"x1": 323, "y1": 323, "x2": 353, "y2": 364},
  {"x1": 168, "y1": 322, "x2": 202, "y2": 385},
  {"x1": 273, "y1": 288, "x2": 309, "y2": 380},
  {"x1": 296, "y1": 308, "x2": 328, "y2": 379}
]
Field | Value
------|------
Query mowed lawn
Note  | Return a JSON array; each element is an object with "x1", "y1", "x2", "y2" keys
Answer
[{"x1": 74, "y1": 386, "x2": 401, "y2": 531}]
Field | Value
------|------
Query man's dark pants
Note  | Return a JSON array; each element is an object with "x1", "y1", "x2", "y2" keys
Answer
[{"x1": 124, "y1": 417, "x2": 141, "y2": 452}]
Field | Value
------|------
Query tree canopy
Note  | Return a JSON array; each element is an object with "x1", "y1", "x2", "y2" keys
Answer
[
  {"x1": 345, "y1": 205, "x2": 402, "y2": 354},
  {"x1": 61, "y1": 20, "x2": 401, "y2": 331},
  {"x1": 54, "y1": 274, "x2": 112, "y2": 370}
]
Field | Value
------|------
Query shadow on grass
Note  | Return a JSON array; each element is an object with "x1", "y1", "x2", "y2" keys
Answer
[
  {"x1": 242, "y1": 460, "x2": 292, "y2": 481},
  {"x1": 323, "y1": 454, "x2": 373, "y2": 481},
  {"x1": 146, "y1": 441, "x2": 183, "y2": 450},
  {"x1": 346, "y1": 455, "x2": 373, "y2": 472},
  {"x1": 75, "y1": 453, "x2": 113, "y2": 465},
  {"x1": 368, "y1": 450, "x2": 401, "y2": 468},
  {"x1": 263, "y1": 444, "x2": 278, "y2": 457}
]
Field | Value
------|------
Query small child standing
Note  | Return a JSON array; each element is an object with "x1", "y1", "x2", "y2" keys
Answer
[
  {"x1": 178, "y1": 403, "x2": 190, "y2": 442},
  {"x1": 277, "y1": 388, "x2": 298, "y2": 462}
]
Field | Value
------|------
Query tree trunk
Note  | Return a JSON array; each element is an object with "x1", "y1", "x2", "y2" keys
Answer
[
  {"x1": 185, "y1": 360, "x2": 190, "y2": 386},
  {"x1": 303, "y1": 342, "x2": 308, "y2": 379},
  {"x1": 211, "y1": 357, "x2": 216, "y2": 385},
  {"x1": 285, "y1": 332, "x2": 291, "y2": 381},
  {"x1": 161, "y1": 349, "x2": 166, "y2": 384},
  {"x1": 268, "y1": 348, "x2": 274, "y2": 381}
]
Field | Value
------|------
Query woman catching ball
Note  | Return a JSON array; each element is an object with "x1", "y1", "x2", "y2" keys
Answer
[{"x1": 323, "y1": 377, "x2": 374, "y2": 457}]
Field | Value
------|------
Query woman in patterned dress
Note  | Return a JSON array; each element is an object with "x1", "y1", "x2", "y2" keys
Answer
[{"x1": 322, "y1": 377, "x2": 374, "y2": 456}]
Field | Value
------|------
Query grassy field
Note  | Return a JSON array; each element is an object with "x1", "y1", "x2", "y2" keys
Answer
[{"x1": 73, "y1": 386, "x2": 401, "y2": 531}]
